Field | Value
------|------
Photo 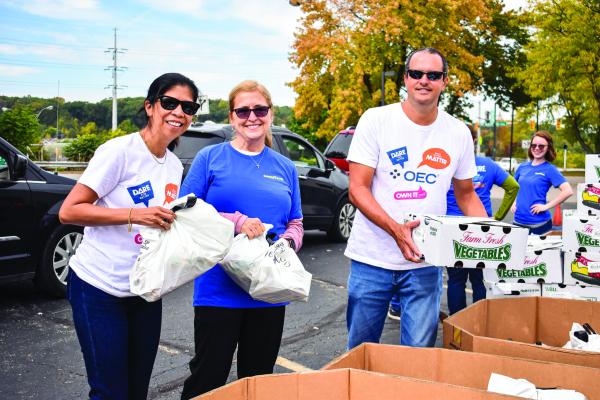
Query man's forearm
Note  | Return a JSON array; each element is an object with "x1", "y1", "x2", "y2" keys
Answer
[{"x1": 349, "y1": 185, "x2": 400, "y2": 237}]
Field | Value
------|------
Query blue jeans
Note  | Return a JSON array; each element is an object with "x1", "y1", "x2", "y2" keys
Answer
[
  {"x1": 347, "y1": 260, "x2": 442, "y2": 349},
  {"x1": 446, "y1": 267, "x2": 486, "y2": 315},
  {"x1": 68, "y1": 270, "x2": 162, "y2": 400}
]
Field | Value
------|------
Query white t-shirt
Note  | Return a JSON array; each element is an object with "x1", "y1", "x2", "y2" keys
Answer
[
  {"x1": 69, "y1": 132, "x2": 183, "y2": 297},
  {"x1": 344, "y1": 103, "x2": 476, "y2": 270}
]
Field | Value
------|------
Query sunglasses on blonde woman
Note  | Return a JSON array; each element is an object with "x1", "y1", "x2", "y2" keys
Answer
[{"x1": 233, "y1": 106, "x2": 270, "y2": 119}]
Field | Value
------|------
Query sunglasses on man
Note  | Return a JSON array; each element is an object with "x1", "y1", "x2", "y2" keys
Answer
[
  {"x1": 232, "y1": 105, "x2": 271, "y2": 120},
  {"x1": 158, "y1": 95, "x2": 200, "y2": 116},
  {"x1": 406, "y1": 69, "x2": 446, "y2": 81}
]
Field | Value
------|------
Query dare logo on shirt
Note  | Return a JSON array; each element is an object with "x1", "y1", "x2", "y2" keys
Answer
[
  {"x1": 128, "y1": 181, "x2": 154, "y2": 207},
  {"x1": 163, "y1": 183, "x2": 178, "y2": 205},
  {"x1": 386, "y1": 146, "x2": 409, "y2": 168},
  {"x1": 418, "y1": 148, "x2": 451, "y2": 169}
]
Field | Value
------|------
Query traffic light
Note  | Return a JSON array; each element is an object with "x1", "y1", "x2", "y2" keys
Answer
[
  {"x1": 529, "y1": 120, "x2": 535, "y2": 130},
  {"x1": 556, "y1": 119, "x2": 561, "y2": 130}
]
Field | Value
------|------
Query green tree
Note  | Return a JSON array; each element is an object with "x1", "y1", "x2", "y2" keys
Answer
[
  {"x1": 290, "y1": 0, "x2": 496, "y2": 140},
  {"x1": 515, "y1": 0, "x2": 600, "y2": 153},
  {"x1": 198, "y1": 99, "x2": 229, "y2": 123},
  {"x1": 63, "y1": 134, "x2": 105, "y2": 161},
  {"x1": 0, "y1": 106, "x2": 41, "y2": 153}
]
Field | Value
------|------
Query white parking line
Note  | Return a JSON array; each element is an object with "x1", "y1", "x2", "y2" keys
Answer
[{"x1": 276, "y1": 356, "x2": 313, "y2": 372}]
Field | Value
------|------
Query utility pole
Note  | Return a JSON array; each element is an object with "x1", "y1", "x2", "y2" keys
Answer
[{"x1": 105, "y1": 28, "x2": 127, "y2": 131}]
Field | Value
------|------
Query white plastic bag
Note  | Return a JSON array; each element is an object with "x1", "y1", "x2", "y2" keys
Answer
[
  {"x1": 563, "y1": 322, "x2": 600, "y2": 352},
  {"x1": 130, "y1": 194, "x2": 234, "y2": 302},
  {"x1": 221, "y1": 226, "x2": 311, "y2": 303},
  {"x1": 487, "y1": 372, "x2": 587, "y2": 400}
]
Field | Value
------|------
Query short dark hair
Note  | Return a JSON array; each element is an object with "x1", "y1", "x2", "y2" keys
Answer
[
  {"x1": 405, "y1": 47, "x2": 448, "y2": 76},
  {"x1": 528, "y1": 130, "x2": 557, "y2": 162},
  {"x1": 138, "y1": 72, "x2": 199, "y2": 150}
]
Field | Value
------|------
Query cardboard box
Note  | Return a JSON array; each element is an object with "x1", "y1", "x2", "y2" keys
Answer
[
  {"x1": 443, "y1": 297, "x2": 600, "y2": 368},
  {"x1": 323, "y1": 343, "x2": 600, "y2": 400},
  {"x1": 563, "y1": 213, "x2": 600, "y2": 253},
  {"x1": 563, "y1": 251, "x2": 600, "y2": 286},
  {"x1": 483, "y1": 238, "x2": 563, "y2": 284},
  {"x1": 483, "y1": 282, "x2": 542, "y2": 298},
  {"x1": 577, "y1": 183, "x2": 600, "y2": 216},
  {"x1": 195, "y1": 368, "x2": 519, "y2": 400},
  {"x1": 543, "y1": 283, "x2": 600, "y2": 301},
  {"x1": 410, "y1": 214, "x2": 528, "y2": 269},
  {"x1": 586, "y1": 154, "x2": 600, "y2": 183}
]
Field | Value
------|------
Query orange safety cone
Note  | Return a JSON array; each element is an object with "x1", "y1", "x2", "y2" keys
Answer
[{"x1": 552, "y1": 203, "x2": 563, "y2": 227}]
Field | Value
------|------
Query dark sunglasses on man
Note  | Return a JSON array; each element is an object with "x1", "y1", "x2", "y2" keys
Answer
[
  {"x1": 158, "y1": 95, "x2": 200, "y2": 116},
  {"x1": 232, "y1": 106, "x2": 271, "y2": 120},
  {"x1": 406, "y1": 69, "x2": 446, "y2": 81}
]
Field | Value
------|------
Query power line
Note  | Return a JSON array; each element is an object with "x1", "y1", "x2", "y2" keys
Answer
[{"x1": 104, "y1": 28, "x2": 127, "y2": 131}]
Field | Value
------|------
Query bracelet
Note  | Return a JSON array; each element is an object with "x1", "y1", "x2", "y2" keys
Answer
[{"x1": 127, "y1": 208, "x2": 133, "y2": 232}]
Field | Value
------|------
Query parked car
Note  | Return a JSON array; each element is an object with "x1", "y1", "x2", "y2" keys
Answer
[
  {"x1": 496, "y1": 157, "x2": 520, "y2": 174},
  {"x1": 174, "y1": 123, "x2": 355, "y2": 241},
  {"x1": 323, "y1": 126, "x2": 355, "y2": 173},
  {"x1": 0, "y1": 137, "x2": 82, "y2": 297}
]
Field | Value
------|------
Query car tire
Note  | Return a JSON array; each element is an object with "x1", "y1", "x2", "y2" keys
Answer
[
  {"x1": 35, "y1": 224, "x2": 83, "y2": 298},
  {"x1": 327, "y1": 198, "x2": 355, "y2": 242}
]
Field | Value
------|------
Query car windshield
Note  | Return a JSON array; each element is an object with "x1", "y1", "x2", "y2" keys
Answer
[
  {"x1": 174, "y1": 133, "x2": 226, "y2": 159},
  {"x1": 325, "y1": 134, "x2": 353, "y2": 159}
]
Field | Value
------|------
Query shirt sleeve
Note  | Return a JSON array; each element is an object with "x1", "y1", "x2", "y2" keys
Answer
[
  {"x1": 78, "y1": 140, "x2": 126, "y2": 198},
  {"x1": 346, "y1": 108, "x2": 379, "y2": 168},
  {"x1": 453, "y1": 125, "x2": 477, "y2": 180},
  {"x1": 492, "y1": 161, "x2": 510, "y2": 186},
  {"x1": 548, "y1": 164, "x2": 567, "y2": 188},
  {"x1": 180, "y1": 149, "x2": 209, "y2": 200},
  {"x1": 288, "y1": 162, "x2": 303, "y2": 221}
]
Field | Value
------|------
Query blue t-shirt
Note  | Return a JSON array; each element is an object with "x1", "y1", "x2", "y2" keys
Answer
[
  {"x1": 447, "y1": 156, "x2": 509, "y2": 217},
  {"x1": 514, "y1": 161, "x2": 566, "y2": 225},
  {"x1": 180, "y1": 142, "x2": 303, "y2": 308}
]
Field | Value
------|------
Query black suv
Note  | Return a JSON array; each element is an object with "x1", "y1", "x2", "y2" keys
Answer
[
  {"x1": 0, "y1": 137, "x2": 82, "y2": 297},
  {"x1": 174, "y1": 123, "x2": 355, "y2": 241}
]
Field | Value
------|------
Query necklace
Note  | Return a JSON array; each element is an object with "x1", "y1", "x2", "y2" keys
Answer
[
  {"x1": 140, "y1": 132, "x2": 167, "y2": 165},
  {"x1": 251, "y1": 150, "x2": 266, "y2": 168}
]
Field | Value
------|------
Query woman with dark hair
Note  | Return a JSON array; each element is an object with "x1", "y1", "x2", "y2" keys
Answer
[
  {"x1": 179, "y1": 80, "x2": 303, "y2": 399},
  {"x1": 59, "y1": 72, "x2": 199, "y2": 399},
  {"x1": 512, "y1": 130, "x2": 573, "y2": 235}
]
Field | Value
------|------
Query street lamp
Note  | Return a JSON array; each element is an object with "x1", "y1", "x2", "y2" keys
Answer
[{"x1": 36, "y1": 105, "x2": 54, "y2": 119}]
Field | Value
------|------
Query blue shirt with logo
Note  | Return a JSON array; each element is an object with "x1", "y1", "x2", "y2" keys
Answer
[
  {"x1": 180, "y1": 142, "x2": 302, "y2": 308},
  {"x1": 447, "y1": 156, "x2": 509, "y2": 216},
  {"x1": 514, "y1": 160, "x2": 566, "y2": 225}
]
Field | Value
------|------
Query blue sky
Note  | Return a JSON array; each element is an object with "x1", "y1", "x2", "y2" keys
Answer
[
  {"x1": 0, "y1": 0, "x2": 527, "y2": 119},
  {"x1": 0, "y1": 0, "x2": 302, "y2": 105}
]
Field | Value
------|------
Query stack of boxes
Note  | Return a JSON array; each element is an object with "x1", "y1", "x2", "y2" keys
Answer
[{"x1": 545, "y1": 154, "x2": 600, "y2": 300}]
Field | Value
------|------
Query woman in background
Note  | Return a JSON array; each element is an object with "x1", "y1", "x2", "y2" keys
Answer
[{"x1": 512, "y1": 130, "x2": 573, "y2": 235}]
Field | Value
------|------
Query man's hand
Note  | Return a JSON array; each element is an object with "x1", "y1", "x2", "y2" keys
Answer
[{"x1": 391, "y1": 219, "x2": 423, "y2": 263}]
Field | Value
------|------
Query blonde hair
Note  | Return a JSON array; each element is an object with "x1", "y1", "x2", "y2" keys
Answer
[{"x1": 228, "y1": 80, "x2": 273, "y2": 147}]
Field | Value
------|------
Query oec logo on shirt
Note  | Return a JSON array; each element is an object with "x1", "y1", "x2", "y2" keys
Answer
[{"x1": 128, "y1": 181, "x2": 154, "y2": 207}]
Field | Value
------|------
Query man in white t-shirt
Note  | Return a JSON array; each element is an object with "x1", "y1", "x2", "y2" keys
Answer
[{"x1": 345, "y1": 47, "x2": 487, "y2": 349}]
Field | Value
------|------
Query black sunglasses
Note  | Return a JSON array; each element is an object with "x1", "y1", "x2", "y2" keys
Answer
[
  {"x1": 157, "y1": 95, "x2": 200, "y2": 116},
  {"x1": 530, "y1": 144, "x2": 547, "y2": 149},
  {"x1": 407, "y1": 69, "x2": 445, "y2": 81},
  {"x1": 232, "y1": 105, "x2": 270, "y2": 119}
]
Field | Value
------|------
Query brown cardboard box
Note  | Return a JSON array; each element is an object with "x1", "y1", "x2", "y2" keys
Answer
[
  {"x1": 443, "y1": 297, "x2": 600, "y2": 368},
  {"x1": 323, "y1": 343, "x2": 600, "y2": 399},
  {"x1": 195, "y1": 368, "x2": 519, "y2": 400}
]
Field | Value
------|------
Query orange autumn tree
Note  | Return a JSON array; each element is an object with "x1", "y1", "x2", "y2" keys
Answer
[{"x1": 289, "y1": 0, "x2": 496, "y2": 140}]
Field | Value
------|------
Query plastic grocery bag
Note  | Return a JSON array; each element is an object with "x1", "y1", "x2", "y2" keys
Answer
[
  {"x1": 487, "y1": 373, "x2": 587, "y2": 400},
  {"x1": 220, "y1": 226, "x2": 311, "y2": 303},
  {"x1": 563, "y1": 322, "x2": 600, "y2": 352},
  {"x1": 130, "y1": 194, "x2": 234, "y2": 302}
]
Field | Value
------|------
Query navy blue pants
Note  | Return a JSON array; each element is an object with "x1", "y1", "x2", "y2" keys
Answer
[
  {"x1": 446, "y1": 267, "x2": 486, "y2": 315},
  {"x1": 68, "y1": 270, "x2": 162, "y2": 400}
]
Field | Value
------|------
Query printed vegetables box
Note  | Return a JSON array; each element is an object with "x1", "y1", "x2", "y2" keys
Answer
[
  {"x1": 562, "y1": 213, "x2": 600, "y2": 253},
  {"x1": 483, "y1": 282, "x2": 542, "y2": 298},
  {"x1": 542, "y1": 283, "x2": 600, "y2": 301},
  {"x1": 585, "y1": 154, "x2": 600, "y2": 183},
  {"x1": 563, "y1": 251, "x2": 600, "y2": 287},
  {"x1": 482, "y1": 237, "x2": 562, "y2": 284},
  {"x1": 577, "y1": 183, "x2": 600, "y2": 216},
  {"x1": 410, "y1": 215, "x2": 528, "y2": 269}
]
